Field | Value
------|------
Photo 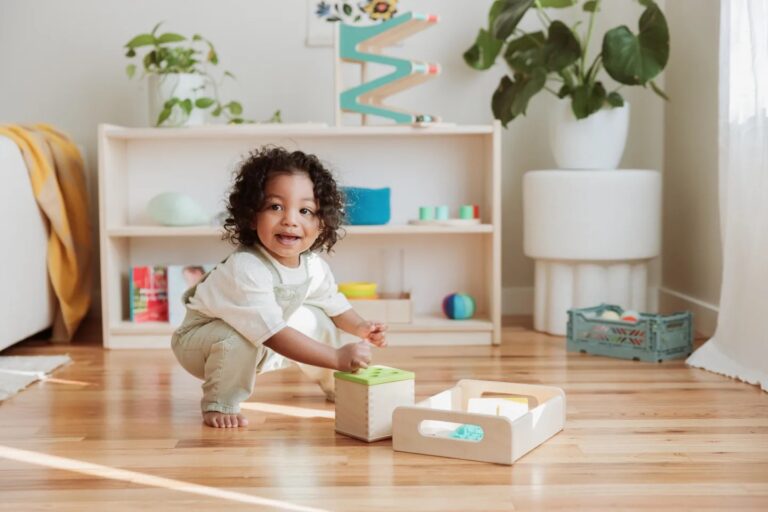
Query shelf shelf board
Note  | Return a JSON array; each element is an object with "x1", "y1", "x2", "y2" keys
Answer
[
  {"x1": 101, "y1": 123, "x2": 494, "y2": 140},
  {"x1": 106, "y1": 224, "x2": 494, "y2": 237},
  {"x1": 111, "y1": 315, "x2": 493, "y2": 337}
]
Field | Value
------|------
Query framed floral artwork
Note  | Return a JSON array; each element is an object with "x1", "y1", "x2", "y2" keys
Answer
[{"x1": 306, "y1": 0, "x2": 399, "y2": 47}]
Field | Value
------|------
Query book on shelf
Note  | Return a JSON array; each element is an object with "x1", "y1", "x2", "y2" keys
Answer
[
  {"x1": 129, "y1": 266, "x2": 168, "y2": 322},
  {"x1": 167, "y1": 264, "x2": 215, "y2": 327}
]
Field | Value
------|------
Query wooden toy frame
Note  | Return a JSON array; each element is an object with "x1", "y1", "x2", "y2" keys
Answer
[{"x1": 392, "y1": 380, "x2": 565, "y2": 465}]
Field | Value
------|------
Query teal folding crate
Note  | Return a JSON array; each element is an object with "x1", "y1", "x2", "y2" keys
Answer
[{"x1": 566, "y1": 304, "x2": 693, "y2": 362}]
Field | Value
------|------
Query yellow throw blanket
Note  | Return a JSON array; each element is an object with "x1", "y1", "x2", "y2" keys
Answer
[{"x1": 0, "y1": 124, "x2": 92, "y2": 341}]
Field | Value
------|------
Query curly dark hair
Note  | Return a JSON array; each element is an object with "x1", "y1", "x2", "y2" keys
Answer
[{"x1": 222, "y1": 146, "x2": 345, "y2": 253}]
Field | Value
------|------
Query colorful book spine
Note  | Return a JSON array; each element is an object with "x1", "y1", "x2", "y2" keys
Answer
[{"x1": 129, "y1": 266, "x2": 168, "y2": 322}]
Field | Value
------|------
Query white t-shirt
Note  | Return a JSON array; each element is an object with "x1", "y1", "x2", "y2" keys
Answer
[{"x1": 187, "y1": 246, "x2": 351, "y2": 346}]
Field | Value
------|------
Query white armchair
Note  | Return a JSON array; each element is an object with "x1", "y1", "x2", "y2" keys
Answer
[{"x1": 0, "y1": 136, "x2": 54, "y2": 351}]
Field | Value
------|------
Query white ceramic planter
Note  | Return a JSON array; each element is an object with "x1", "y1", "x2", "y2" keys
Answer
[
  {"x1": 147, "y1": 73, "x2": 207, "y2": 127},
  {"x1": 549, "y1": 100, "x2": 630, "y2": 170}
]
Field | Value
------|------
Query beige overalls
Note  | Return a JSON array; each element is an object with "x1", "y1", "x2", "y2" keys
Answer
[{"x1": 171, "y1": 247, "x2": 342, "y2": 414}]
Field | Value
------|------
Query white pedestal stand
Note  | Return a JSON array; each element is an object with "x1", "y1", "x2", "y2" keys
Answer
[{"x1": 523, "y1": 170, "x2": 661, "y2": 335}]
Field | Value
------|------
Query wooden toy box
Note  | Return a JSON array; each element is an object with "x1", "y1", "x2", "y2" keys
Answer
[
  {"x1": 392, "y1": 380, "x2": 565, "y2": 465},
  {"x1": 334, "y1": 366, "x2": 415, "y2": 442}
]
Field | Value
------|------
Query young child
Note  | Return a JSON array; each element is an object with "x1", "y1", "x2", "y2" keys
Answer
[{"x1": 171, "y1": 146, "x2": 387, "y2": 428}]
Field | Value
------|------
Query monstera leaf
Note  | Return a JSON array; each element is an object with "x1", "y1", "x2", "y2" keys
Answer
[
  {"x1": 464, "y1": 0, "x2": 535, "y2": 70},
  {"x1": 492, "y1": 0, "x2": 535, "y2": 40},
  {"x1": 602, "y1": 3, "x2": 669, "y2": 85},
  {"x1": 492, "y1": 69, "x2": 547, "y2": 126},
  {"x1": 464, "y1": 28, "x2": 505, "y2": 70}
]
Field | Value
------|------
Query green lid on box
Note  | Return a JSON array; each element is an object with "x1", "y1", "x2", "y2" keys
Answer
[{"x1": 334, "y1": 365, "x2": 414, "y2": 386}]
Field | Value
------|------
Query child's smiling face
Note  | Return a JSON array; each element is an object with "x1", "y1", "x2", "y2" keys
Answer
[{"x1": 254, "y1": 172, "x2": 321, "y2": 268}]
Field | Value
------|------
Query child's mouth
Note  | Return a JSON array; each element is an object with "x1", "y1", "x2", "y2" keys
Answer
[{"x1": 276, "y1": 234, "x2": 301, "y2": 246}]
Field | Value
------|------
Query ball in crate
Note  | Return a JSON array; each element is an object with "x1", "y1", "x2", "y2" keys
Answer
[{"x1": 442, "y1": 293, "x2": 476, "y2": 320}]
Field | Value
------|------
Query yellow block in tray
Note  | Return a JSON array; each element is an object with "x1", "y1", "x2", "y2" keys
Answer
[{"x1": 338, "y1": 281, "x2": 377, "y2": 299}]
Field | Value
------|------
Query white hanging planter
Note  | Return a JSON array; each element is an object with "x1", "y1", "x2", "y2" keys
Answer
[
  {"x1": 147, "y1": 73, "x2": 207, "y2": 127},
  {"x1": 548, "y1": 99, "x2": 630, "y2": 170}
]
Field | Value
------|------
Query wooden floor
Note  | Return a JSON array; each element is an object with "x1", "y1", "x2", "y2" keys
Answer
[{"x1": 1, "y1": 318, "x2": 767, "y2": 511}]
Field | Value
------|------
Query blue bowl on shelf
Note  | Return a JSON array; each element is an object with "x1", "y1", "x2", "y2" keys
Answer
[{"x1": 342, "y1": 186, "x2": 391, "y2": 225}]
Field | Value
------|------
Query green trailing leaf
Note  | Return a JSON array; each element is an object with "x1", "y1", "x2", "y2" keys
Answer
[
  {"x1": 125, "y1": 33, "x2": 155, "y2": 49},
  {"x1": 571, "y1": 82, "x2": 606, "y2": 119},
  {"x1": 492, "y1": 0, "x2": 535, "y2": 41},
  {"x1": 206, "y1": 41, "x2": 218, "y2": 65},
  {"x1": 268, "y1": 110, "x2": 282, "y2": 123},
  {"x1": 464, "y1": 29, "x2": 505, "y2": 70},
  {"x1": 543, "y1": 21, "x2": 581, "y2": 71},
  {"x1": 155, "y1": 32, "x2": 185, "y2": 44},
  {"x1": 227, "y1": 101, "x2": 243, "y2": 115},
  {"x1": 157, "y1": 107, "x2": 172, "y2": 126},
  {"x1": 503, "y1": 31, "x2": 545, "y2": 72},
  {"x1": 557, "y1": 84, "x2": 572, "y2": 98},
  {"x1": 195, "y1": 97, "x2": 215, "y2": 108},
  {"x1": 602, "y1": 3, "x2": 669, "y2": 85},
  {"x1": 538, "y1": 0, "x2": 577, "y2": 7},
  {"x1": 583, "y1": 0, "x2": 599, "y2": 12},
  {"x1": 126, "y1": 22, "x2": 265, "y2": 127},
  {"x1": 606, "y1": 91, "x2": 625, "y2": 107},
  {"x1": 142, "y1": 50, "x2": 156, "y2": 71},
  {"x1": 343, "y1": 3, "x2": 353, "y2": 15},
  {"x1": 491, "y1": 69, "x2": 547, "y2": 126}
]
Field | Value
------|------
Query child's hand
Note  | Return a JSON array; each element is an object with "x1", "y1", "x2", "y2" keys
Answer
[
  {"x1": 355, "y1": 320, "x2": 388, "y2": 347},
  {"x1": 335, "y1": 341, "x2": 372, "y2": 372}
]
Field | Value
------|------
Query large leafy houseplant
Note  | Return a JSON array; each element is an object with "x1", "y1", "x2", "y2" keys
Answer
[
  {"x1": 125, "y1": 23, "x2": 280, "y2": 127},
  {"x1": 464, "y1": 0, "x2": 669, "y2": 126}
]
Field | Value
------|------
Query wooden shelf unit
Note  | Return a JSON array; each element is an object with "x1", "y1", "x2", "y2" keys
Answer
[{"x1": 98, "y1": 123, "x2": 501, "y2": 348}]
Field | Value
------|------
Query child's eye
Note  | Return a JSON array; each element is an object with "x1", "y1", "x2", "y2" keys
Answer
[
  {"x1": 300, "y1": 208, "x2": 315, "y2": 216},
  {"x1": 268, "y1": 204, "x2": 283, "y2": 211}
]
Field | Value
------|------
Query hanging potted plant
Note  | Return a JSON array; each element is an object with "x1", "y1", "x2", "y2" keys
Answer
[
  {"x1": 464, "y1": 0, "x2": 669, "y2": 169},
  {"x1": 124, "y1": 23, "x2": 258, "y2": 127}
]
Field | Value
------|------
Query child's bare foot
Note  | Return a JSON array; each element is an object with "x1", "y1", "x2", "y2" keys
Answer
[{"x1": 203, "y1": 411, "x2": 249, "y2": 428}]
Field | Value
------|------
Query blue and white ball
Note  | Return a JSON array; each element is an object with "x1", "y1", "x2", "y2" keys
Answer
[{"x1": 442, "y1": 293, "x2": 476, "y2": 320}]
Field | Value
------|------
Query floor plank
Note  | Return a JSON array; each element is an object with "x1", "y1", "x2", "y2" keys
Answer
[{"x1": 0, "y1": 318, "x2": 766, "y2": 511}]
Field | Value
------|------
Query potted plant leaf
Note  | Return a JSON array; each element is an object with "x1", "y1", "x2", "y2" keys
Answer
[
  {"x1": 125, "y1": 23, "x2": 258, "y2": 127},
  {"x1": 464, "y1": 0, "x2": 669, "y2": 169}
]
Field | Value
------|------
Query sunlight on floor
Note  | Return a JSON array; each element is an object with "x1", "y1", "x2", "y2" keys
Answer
[
  {"x1": 41, "y1": 377, "x2": 91, "y2": 386},
  {"x1": 0, "y1": 445, "x2": 328, "y2": 512},
  {"x1": 240, "y1": 402, "x2": 335, "y2": 419}
]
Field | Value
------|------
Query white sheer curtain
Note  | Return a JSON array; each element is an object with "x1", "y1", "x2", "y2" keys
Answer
[{"x1": 686, "y1": 0, "x2": 768, "y2": 391}]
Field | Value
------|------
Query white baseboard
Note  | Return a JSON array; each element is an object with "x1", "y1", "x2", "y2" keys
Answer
[
  {"x1": 658, "y1": 287, "x2": 719, "y2": 338},
  {"x1": 502, "y1": 287, "x2": 534, "y2": 315},
  {"x1": 503, "y1": 285, "x2": 719, "y2": 338}
]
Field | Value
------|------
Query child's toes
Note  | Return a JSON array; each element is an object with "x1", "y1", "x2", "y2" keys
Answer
[{"x1": 203, "y1": 411, "x2": 220, "y2": 427}]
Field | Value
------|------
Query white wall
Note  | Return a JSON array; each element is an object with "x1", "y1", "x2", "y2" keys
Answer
[
  {"x1": 0, "y1": 0, "x2": 668, "y2": 317},
  {"x1": 660, "y1": 0, "x2": 722, "y2": 336}
]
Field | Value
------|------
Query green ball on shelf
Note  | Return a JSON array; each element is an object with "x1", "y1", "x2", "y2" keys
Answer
[{"x1": 146, "y1": 192, "x2": 208, "y2": 226}]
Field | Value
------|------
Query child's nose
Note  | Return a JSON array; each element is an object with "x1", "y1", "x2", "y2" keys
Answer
[{"x1": 281, "y1": 209, "x2": 299, "y2": 225}]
